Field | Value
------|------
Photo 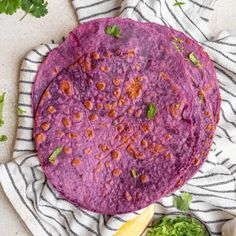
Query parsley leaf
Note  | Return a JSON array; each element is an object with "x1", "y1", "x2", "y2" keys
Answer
[
  {"x1": 188, "y1": 52, "x2": 202, "y2": 68},
  {"x1": 30, "y1": 0, "x2": 48, "y2": 17},
  {"x1": 21, "y1": 0, "x2": 31, "y2": 12},
  {"x1": 105, "y1": 25, "x2": 121, "y2": 38},
  {"x1": 0, "y1": 0, "x2": 48, "y2": 19},
  {"x1": 0, "y1": 0, "x2": 21, "y2": 15},
  {"x1": 174, "y1": 1, "x2": 186, "y2": 6},
  {"x1": 146, "y1": 103, "x2": 157, "y2": 120},
  {"x1": 174, "y1": 192, "x2": 192, "y2": 211},
  {"x1": 48, "y1": 147, "x2": 62, "y2": 164},
  {"x1": 0, "y1": 92, "x2": 6, "y2": 127},
  {"x1": 0, "y1": 135, "x2": 8, "y2": 142},
  {"x1": 18, "y1": 107, "x2": 27, "y2": 115}
]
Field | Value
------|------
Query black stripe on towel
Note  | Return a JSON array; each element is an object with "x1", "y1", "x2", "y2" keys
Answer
[
  {"x1": 44, "y1": 183, "x2": 100, "y2": 235},
  {"x1": 79, "y1": 6, "x2": 121, "y2": 21},
  {"x1": 120, "y1": 6, "x2": 150, "y2": 22},
  {"x1": 19, "y1": 154, "x2": 38, "y2": 166},
  {"x1": 32, "y1": 49, "x2": 47, "y2": 57},
  {"x1": 30, "y1": 169, "x2": 69, "y2": 235},
  {"x1": 188, "y1": 0, "x2": 214, "y2": 11},
  {"x1": 19, "y1": 91, "x2": 32, "y2": 96},
  {"x1": 19, "y1": 80, "x2": 34, "y2": 85},
  {"x1": 14, "y1": 149, "x2": 36, "y2": 152},
  {"x1": 18, "y1": 103, "x2": 31, "y2": 108},
  {"x1": 21, "y1": 69, "x2": 37, "y2": 73},
  {"x1": 24, "y1": 57, "x2": 43, "y2": 64},
  {"x1": 18, "y1": 126, "x2": 33, "y2": 131},
  {"x1": 76, "y1": 0, "x2": 113, "y2": 10},
  {"x1": 4, "y1": 164, "x2": 52, "y2": 236},
  {"x1": 222, "y1": 99, "x2": 236, "y2": 115}
]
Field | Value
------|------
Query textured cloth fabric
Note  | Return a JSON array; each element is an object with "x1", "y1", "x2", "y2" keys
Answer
[{"x1": 1, "y1": 0, "x2": 236, "y2": 235}]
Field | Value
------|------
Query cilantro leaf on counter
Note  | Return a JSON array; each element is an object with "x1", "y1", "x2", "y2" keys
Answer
[
  {"x1": 105, "y1": 25, "x2": 121, "y2": 38},
  {"x1": 21, "y1": 0, "x2": 48, "y2": 20},
  {"x1": 0, "y1": 0, "x2": 48, "y2": 20},
  {"x1": 0, "y1": 135, "x2": 8, "y2": 142},
  {"x1": 48, "y1": 147, "x2": 63, "y2": 164},
  {"x1": 0, "y1": 92, "x2": 6, "y2": 127},
  {"x1": 174, "y1": 192, "x2": 192, "y2": 211},
  {"x1": 0, "y1": 0, "x2": 21, "y2": 15},
  {"x1": 146, "y1": 103, "x2": 157, "y2": 120},
  {"x1": 21, "y1": 0, "x2": 32, "y2": 12}
]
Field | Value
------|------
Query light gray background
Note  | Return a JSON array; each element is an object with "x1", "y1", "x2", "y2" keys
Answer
[{"x1": 0, "y1": 0, "x2": 235, "y2": 235}]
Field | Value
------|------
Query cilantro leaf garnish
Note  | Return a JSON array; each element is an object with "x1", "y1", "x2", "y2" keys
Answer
[
  {"x1": 146, "y1": 103, "x2": 157, "y2": 120},
  {"x1": 188, "y1": 52, "x2": 202, "y2": 68},
  {"x1": 105, "y1": 25, "x2": 121, "y2": 38},
  {"x1": 130, "y1": 168, "x2": 138, "y2": 178},
  {"x1": 0, "y1": 92, "x2": 6, "y2": 127},
  {"x1": 0, "y1": 135, "x2": 8, "y2": 142},
  {"x1": 48, "y1": 147, "x2": 62, "y2": 164},
  {"x1": 174, "y1": 1, "x2": 186, "y2": 6},
  {"x1": 0, "y1": 0, "x2": 21, "y2": 15},
  {"x1": 18, "y1": 107, "x2": 27, "y2": 115},
  {"x1": 173, "y1": 192, "x2": 192, "y2": 211},
  {"x1": 21, "y1": 0, "x2": 48, "y2": 20}
]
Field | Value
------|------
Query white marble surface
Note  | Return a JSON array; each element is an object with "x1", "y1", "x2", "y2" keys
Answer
[{"x1": 0, "y1": 0, "x2": 235, "y2": 235}]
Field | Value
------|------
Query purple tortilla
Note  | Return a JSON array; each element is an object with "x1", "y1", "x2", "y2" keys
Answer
[{"x1": 33, "y1": 18, "x2": 221, "y2": 214}]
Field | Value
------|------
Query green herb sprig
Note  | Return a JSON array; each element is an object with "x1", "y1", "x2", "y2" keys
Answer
[
  {"x1": 189, "y1": 52, "x2": 202, "y2": 68},
  {"x1": 0, "y1": 92, "x2": 6, "y2": 127},
  {"x1": 0, "y1": 92, "x2": 8, "y2": 142},
  {"x1": 48, "y1": 147, "x2": 62, "y2": 164},
  {"x1": 174, "y1": 192, "x2": 192, "y2": 211},
  {"x1": 105, "y1": 25, "x2": 121, "y2": 38},
  {"x1": 0, "y1": 0, "x2": 48, "y2": 20},
  {"x1": 174, "y1": 1, "x2": 186, "y2": 6},
  {"x1": 146, "y1": 103, "x2": 157, "y2": 120},
  {"x1": 0, "y1": 135, "x2": 8, "y2": 142},
  {"x1": 0, "y1": 0, "x2": 21, "y2": 14},
  {"x1": 130, "y1": 168, "x2": 138, "y2": 178}
]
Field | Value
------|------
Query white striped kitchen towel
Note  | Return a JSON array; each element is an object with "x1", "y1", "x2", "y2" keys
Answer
[{"x1": 1, "y1": 0, "x2": 236, "y2": 235}]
